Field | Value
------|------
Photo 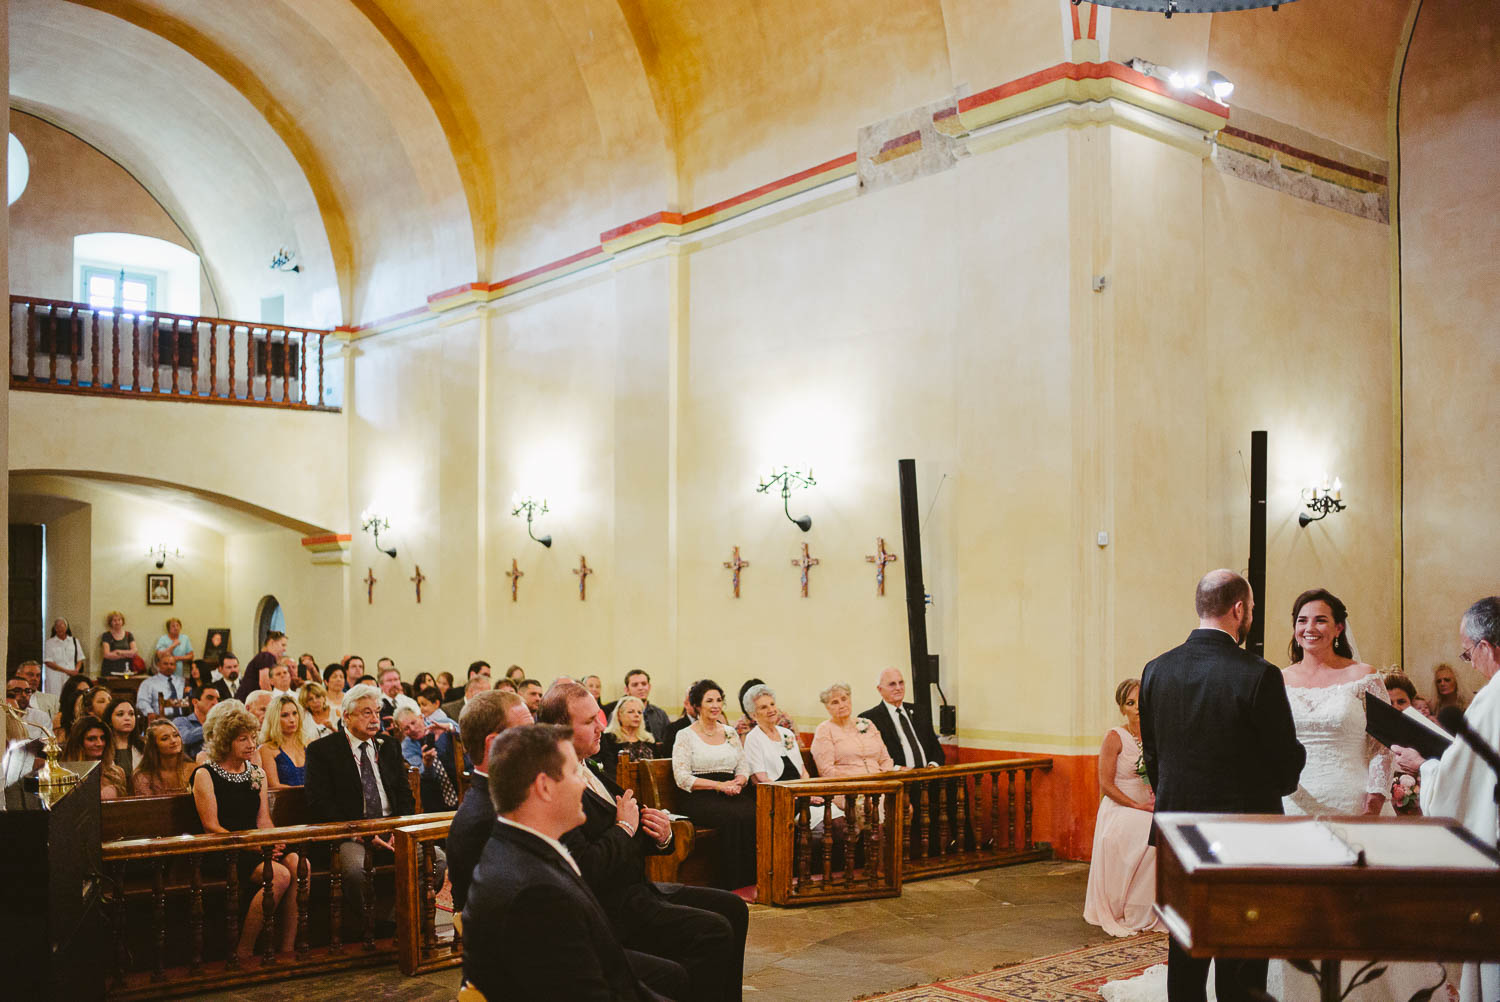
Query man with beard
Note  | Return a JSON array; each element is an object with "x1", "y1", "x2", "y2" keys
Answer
[
  {"x1": 210, "y1": 653, "x2": 240, "y2": 701},
  {"x1": 1139, "y1": 568, "x2": 1304, "y2": 1002}
]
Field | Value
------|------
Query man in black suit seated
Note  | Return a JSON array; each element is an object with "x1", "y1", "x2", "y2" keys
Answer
[
  {"x1": 1140, "y1": 569, "x2": 1305, "y2": 1002},
  {"x1": 442, "y1": 662, "x2": 492, "y2": 727},
  {"x1": 447, "y1": 688, "x2": 535, "y2": 912},
  {"x1": 863, "y1": 667, "x2": 945, "y2": 769},
  {"x1": 463, "y1": 724, "x2": 671, "y2": 1001},
  {"x1": 542, "y1": 682, "x2": 748, "y2": 1002},
  {"x1": 304, "y1": 682, "x2": 432, "y2": 935}
]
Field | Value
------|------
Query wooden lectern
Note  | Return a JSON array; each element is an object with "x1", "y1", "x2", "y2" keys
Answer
[{"x1": 1155, "y1": 813, "x2": 1500, "y2": 1002}]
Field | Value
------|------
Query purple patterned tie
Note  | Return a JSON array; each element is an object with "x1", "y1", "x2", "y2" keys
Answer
[{"x1": 359, "y1": 741, "x2": 383, "y2": 819}]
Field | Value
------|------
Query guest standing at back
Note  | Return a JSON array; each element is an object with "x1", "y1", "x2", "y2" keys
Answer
[{"x1": 1139, "y1": 569, "x2": 1304, "y2": 1002}]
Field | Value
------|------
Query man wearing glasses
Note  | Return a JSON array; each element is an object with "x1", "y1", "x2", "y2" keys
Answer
[
  {"x1": 6, "y1": 668, "x2": 52, "y2": 739},
  {"x1": 1393, "y1": 595, "x2": 1500, "y2": 1002}
]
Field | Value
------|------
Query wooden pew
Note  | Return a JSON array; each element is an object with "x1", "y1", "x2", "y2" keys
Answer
[{"x1": 612, "y1": 755, "x2": 705, "y2": 885}]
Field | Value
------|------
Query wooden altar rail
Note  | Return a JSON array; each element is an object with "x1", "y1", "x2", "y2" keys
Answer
[
  {"x1": 756, "y1": 757, "x2": 1053, "y2": 906},
  {"x1": 100, "y1": 810, "x2": 453, "y2": 1000},
  {"x1": 393, "y1": 821, "x2": 461, "y2": 976},
  {"x1": 9, "y1": 295, "x2": 337, "y2": 410}
]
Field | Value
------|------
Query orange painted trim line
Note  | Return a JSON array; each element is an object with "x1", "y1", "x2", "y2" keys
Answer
[
  {"x1": 1220, "y1": 125, "x2": 1388, "y2": 186},
  {"x1": 1070, "y1": 1, "x2": 1082, "y2": 40},
  {"x1": 959, "y1": 60, "x2": 1228, "y2": 120},
  {"x1": 681, "y1": 151, "x2": 858, "y2": 225},
  {"x1": 1087, "y1": 3, "x2": 1099, "y2": 40},
  {"x1": 300, "y1": 533, "x2": 351, "y2": 548}
]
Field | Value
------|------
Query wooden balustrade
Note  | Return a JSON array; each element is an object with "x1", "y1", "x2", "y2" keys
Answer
[
  {"x1": 100, "y1": 810, "x2": 453, "y2": 999},
  {"x1": 756, "y1": 757, "x2": 1052, "y2": 907},
  {"x1": 394, "y1": 821, "x2": 461, "y2": 976},
  {"x1": 9, "y1": 295, "x2": 338, "y2": 411}
]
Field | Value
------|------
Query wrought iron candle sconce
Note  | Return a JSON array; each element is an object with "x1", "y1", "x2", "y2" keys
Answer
[
  {"x1": 360, "y1": 509, "x2": 398, "y2": 557},
  {"x1": 1299, "y1": 475, "x2": 1346, "y2": 528},
  {"x1": 757, "y1": 465, "x2": 816, "y2": 532},
  {"x1": 511, "y1": 495, "x2": 553, "y2": 548}
]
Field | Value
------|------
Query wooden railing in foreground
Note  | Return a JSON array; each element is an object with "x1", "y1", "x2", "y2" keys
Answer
[
  {"x1": 9, "y1": 295, "x2": 337, "y2": 410},
  {"x1": 394, "y1": 820, "x2": 461, "y2": 976},
  {"x1": 756, "y1": 757, "x2": 1053, "y2": 906},
  {"x1": 101, "y1": 810, "x2": 453, "y2": 999}
]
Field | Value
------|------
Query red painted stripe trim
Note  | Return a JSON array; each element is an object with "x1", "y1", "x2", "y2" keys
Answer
[
  {"x1": 1220, "y1": 126, "x2": 1388, "y2": 185},
  {"x1": 878, "y1": 129, "x2": 922, "y2": 154},
  {"x1": 300, "y1": 533, "x2": 351, "y2": 546},
  {"x1": 933, "y1": 106, "x2": 957, "y2": 121},
  {"x1": 1087, "y1": 2, "x2": 1099, "y2": 39},
  {"x1": 681, "y1": 151, "x2": 857, "y2": 224},
  {"x1": 426, "y1": 282, "x2": 486, "y2": 304},
  {"x1": 1070, "y1": 1, "x2": 1082, "y2": 40},
  {"x1": 601, "y1": 210, "x2": 687, "y2": 243},
  {"x1": 490, "y1": 245, "x2": 607, "y2": 292},
  {"x1": 337, "y1": 302, "x2": 431, "y2": 333},
  {"x1": 958, "y1": 61, "x2": 1228, "y2": 119}
]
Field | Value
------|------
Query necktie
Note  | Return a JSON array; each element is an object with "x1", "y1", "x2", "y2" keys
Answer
[
  {"x1": 359, "y1": 741, "x2": 383, "y2": 818},
  {"x1": 897, "y1": 706, "x2": 927, "y2": 767},
  {"x1": 434, "y1": 758, "x2": 458, "y2": 808}
]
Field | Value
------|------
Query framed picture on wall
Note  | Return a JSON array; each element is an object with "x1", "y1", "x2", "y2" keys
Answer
[
  {"x1": 202, "y1": 628, "x2": 231, "y2": 664},
  {"x1": 147, "y1": 573, "x2": 174, "y2": 606}
]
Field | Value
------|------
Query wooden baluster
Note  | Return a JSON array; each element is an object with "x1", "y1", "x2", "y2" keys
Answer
[
  {"x1": 820, "y1": 799, "x2": 835, "y2": 885},
  {"x1": 151, "y1": 858, "x2": 167, "y2": 981},
  {"x1": 225, "y1": 850, "x2": 241, "y2": 971},
  {"x1": 264, "y1": 330, "x2": 272, "y2": 403},
  {"x1": 69, "y1": 311, "x2": 79, "y2": 385},
  {"x1": 936, "y1": 778, "x2": 952, "y2": 855},
  {"x1": 317, "y1": 332, "x2": 325, "y2": 406},
  {"x1": 984, "y1": 771, "x2": 999, "y2": 849},
  {"x1": 794, "y1": 798, "x2": 811, "y2": 890},
  {"x1": 131, "y1": 315, "x2": 141, "y2": 392},
  {"x1": 1007, "y1": 771, "x2": 1016, "y2": 850},
  {"x1": 868, "y1": 793, "x2": 883, "y2": 884},
  {"x1": 295, "y1": 855, "x2": 310, "y2": 960},
  {"x1": 189, "y1": 854, "x2": 204, "y2": 974},
  {"x1": 328, "y1": 848, "x2": 343, "y2": 953},
  {"x1": 111, "y1": 311, "x2": 121, "y2": 389},
  {"x1": 300, "y1": 333, "x2": 309, "y2": 405},
  {"x1": 844, "y1": 793, "x2": 859, "y2": 887},
  {"x1": 1023, "y1": 768, "x2": 1035, "y2": 850},
  {"x1": 24, "y1": 302, "x2": 36, "y2": 381},
  {"x1": 953, "y1": 777, "x2": 969, "y2": 854},
  {"x1": 207, "y1": 322, "x2": 218, "y2": 398},
  {"x1": 90, "y1": 310, "x2": 100, "y2": 387},
  {"x1": 281, "y1": 328, "x2": 290, "y2": 403},
  {"x1": 111, "y1": 861, "x2": 129, "y2": 988},
  {"x1": 48, "y1": 304, "x2": 58, "y2": 384},
  {"x1": 150, "y1": 319, "x2": 159, "y2": 393},
  {"x1": 261, "y1": 845, "x2": 276, "y2": 963},
  {"x1": 227, "y1": 325, "x2": 237, "y2": 399},
  {"x1": 918, "y1": 782, "x2": 931, "y2": 859},
  {"x1": 422, "y1": 842, "x2": 438, "y2": 953},
  {"x1": 362, "y1": 837, "x2": 377, "y2": 950},
  {"x1": 190, "y1": 321, "x2": 200, "y2": 396}
]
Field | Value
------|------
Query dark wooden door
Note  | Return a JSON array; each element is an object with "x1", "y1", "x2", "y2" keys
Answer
[{"x1": 9, "y1": 524, "x2": 44, "y2": 669}]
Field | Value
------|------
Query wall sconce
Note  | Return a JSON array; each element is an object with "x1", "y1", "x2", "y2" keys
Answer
[
  {"x1": 1299, "y1": 475, "x2": 1346, "y2": 527},
  {"x1": 511, "y1": 494, "x2": 553, "y2": 548},
  {"x1": 148, "y1": 544, "x2": 181, "y2": 569},
  {"x1": 269, "y1": 247, "x2": 301, "y2": 273},
  {"x1": 360, "y1": 509, "x2": 398, "y2": 557},
  {"x1": 757, "y1": 465, "x2": 816, "y2": 532}
]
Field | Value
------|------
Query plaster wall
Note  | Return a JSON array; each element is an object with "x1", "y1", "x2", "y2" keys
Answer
[
  {"x1": 1399, "y1": 0, "x2": 1500, "y2": 698},
  {"x1": 8, "y1": 111, "x2": 217, "y2": 313},
  {"x1": 8, "y1": 491, "x2": 91, "y2": 642},
  {"x1": 224, "y1": 529, "x2": 345, "y2": 671}
]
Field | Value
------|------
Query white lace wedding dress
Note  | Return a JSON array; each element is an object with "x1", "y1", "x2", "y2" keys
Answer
[{"x1": 1100, "y1": 675, "x2": 1453, "y2": 1002}]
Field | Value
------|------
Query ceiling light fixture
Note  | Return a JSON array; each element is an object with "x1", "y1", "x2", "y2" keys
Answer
[{"x1": 1076, "y1": 0, "x2": 1292, "y2": 17}]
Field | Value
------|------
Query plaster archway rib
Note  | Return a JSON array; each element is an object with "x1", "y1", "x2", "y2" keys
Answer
[{"x1": 62, "y1": 0, "x2": 355, "y2": 322}]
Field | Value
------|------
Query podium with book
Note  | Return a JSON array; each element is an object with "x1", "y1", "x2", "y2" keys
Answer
[{"x1": 1155, "y1": 813, "x2": 1500, "y2": 1002}]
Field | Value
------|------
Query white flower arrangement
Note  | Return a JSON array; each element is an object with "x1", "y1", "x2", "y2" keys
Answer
[
  {"x1": 781, "y1": 732, "x2": 795, "y2": 751},
  {"x1": 855, "y1": 718, "x2": 871, "y2": 733}
]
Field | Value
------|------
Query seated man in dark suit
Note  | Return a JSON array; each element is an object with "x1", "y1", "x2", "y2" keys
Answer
[
  {"x1": 862, "y1": 667, "x2": 945, "y2": 768},
  {"x1": 542, "y1": 682, "x2": 748, "y2": 1002},
  {"x1": 305, "y1": 683, "x2": 436, "y2": 935},
  {"x1": 462, "y1": 724, "x2": 671, "y2": 1001},
  {"x1": 442, "y1": 661, "x2": 492, "y2": 722},
  {"x1": 447, "y1": 688, "x2": 534, "y2": 912}
]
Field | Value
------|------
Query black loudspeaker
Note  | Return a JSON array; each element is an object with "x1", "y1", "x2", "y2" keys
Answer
[{"x1": 1247, "y1": 431, "x2": 1268, "y2": 657}]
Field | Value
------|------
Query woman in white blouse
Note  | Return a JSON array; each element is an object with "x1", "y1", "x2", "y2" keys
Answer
[
  {"x1": 42, "y1": 618, "x2": 87, "y2": 697},
  {"x1": 671, "y1": 678, "x2": 758, "y2": 890},
  {"x1": 742, "y1": 683, "x2": 837, "y2": 832}
]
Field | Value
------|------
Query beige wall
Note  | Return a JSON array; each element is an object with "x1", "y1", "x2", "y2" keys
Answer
[
  {"x1": 8, "y1": 111, "x2": 218, "y2": 313},
  {"x1": 1399, "y1": 0, "x2": 1500, "y2": 699},
  {"x1": 225, "y1": 529, "x2": 346, "y2": 671}
]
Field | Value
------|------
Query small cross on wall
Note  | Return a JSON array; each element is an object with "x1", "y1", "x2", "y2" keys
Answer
[
  {"x1": 790, "y1": 542, "x2": 820, "y2": 598},
  {"x1": 363, "y1": 567, "x2": 377, "y2": 605},
  {"x1": 506, "y1": 558, "x2": 524, "y2": 602},
  {"x1": 865, "y1": 537, "x2": 898, "y2": 596},
  {"x1": 410, "y1": 565, "x2": 426, "y2": 603},
  {"x1": 573, "y1": 555, "x2": 593, "y2": 601},
  {"x1": 723, "y1": 546, "x2": 750, "y2": 598}
]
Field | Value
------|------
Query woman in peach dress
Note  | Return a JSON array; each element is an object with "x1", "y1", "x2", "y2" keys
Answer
[
  {"x1": 810, "y1": 682, "x2": 894, "y2": 777},
  {"x1": 1084, "y1": 678, "x2": 1164, "y2": 937}
]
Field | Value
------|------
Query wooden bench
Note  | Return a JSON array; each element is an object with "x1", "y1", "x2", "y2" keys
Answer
[{"x1": 613, "y1": 755, "x2": 717, "y2": 885}]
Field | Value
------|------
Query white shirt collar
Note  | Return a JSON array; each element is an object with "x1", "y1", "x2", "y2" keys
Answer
[{"x1": 497, "y1": 815, "x2": 581, "y2": 876}]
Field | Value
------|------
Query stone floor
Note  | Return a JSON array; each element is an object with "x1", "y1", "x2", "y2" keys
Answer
[{"x1": 189, "y1": 860, "x2": 1106, "y2": 1002}]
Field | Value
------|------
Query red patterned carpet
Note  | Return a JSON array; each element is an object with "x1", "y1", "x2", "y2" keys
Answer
[{"x1": 860, "y1": 933, "x2": 1167, "y2": 1001}]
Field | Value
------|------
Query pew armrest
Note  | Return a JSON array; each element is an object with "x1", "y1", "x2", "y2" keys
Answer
[{"x1": 644, "y1": 818, "x2": 696, "y2": 883}]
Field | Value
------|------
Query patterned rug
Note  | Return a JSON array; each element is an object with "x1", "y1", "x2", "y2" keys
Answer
[{"x1": 861, "y1": 933, "x2": 1167, "y2": 1001}]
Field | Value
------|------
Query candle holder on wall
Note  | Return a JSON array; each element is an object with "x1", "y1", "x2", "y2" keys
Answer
[
  {"x1": 511, "y1": 495, "x2": 553, "y2": 547},
  {"x1": 1298, "y1": 475, "x2": 1346, "y2": 528},
  {"x1": 756, "y1": 465, "x2": 816, "y2": 532}
]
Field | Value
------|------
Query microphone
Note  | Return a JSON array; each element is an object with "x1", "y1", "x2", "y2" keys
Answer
[{"x1": 1437, "y1": 705, "x2": 1500, "y2": 776}]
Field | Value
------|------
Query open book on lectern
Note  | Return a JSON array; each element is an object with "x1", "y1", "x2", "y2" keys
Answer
[{"x1": 1363, "y1": 693, "x2": 1453, "y2": 760}]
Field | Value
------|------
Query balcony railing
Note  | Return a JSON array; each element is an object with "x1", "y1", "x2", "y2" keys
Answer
[{"x1": 9, "y1": 295, "x2": 338, "y2": 411}]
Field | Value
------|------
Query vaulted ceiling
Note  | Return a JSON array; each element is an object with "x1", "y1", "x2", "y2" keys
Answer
[{"x1": 9, "y1": 0, "x2": 1415, "y2": 327}]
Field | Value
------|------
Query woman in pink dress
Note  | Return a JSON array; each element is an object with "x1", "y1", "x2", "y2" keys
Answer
[
  {"x1": 1084, "y1": 678, "x2": 1164, "y2": 937},
  {"x1": 810, "y1": 682, "x2": 895, "y2": 777}
]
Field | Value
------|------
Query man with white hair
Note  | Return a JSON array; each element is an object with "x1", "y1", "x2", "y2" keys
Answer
[
  {"x1": 305, "y1": 683, "x2": 419, "y2": 936},
  {"x1": 394, "y1": 694, "x2": 460, "y2": 811},
  {"x1": 1393, "y1": 596, "x2": 1500, "y2": 1002}
]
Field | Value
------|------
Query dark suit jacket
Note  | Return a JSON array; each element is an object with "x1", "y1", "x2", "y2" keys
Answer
[
  {"x1": 440, "y1": 696, "x2": 467, "y2": 725},
  {"x1": 304, "y1": 728, "x2": 416, "y2": 822},
  {"x1": 1140, "y1": 628, "x2": 1305, "y2": 817},
  {"x1": 447, "y1": 777, "x2": 497, "y2": 912},
  {"x1": 462, "y1": 822, "x2": 659, "y2": 1001},
  {"x1": 862, "y1": 701, "x2": 945, "y2": 767},
  {"x1": 560, "y1": 759, "x2": 677, "y2": 920}
]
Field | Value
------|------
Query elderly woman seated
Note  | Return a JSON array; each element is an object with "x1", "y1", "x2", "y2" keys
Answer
[
  {"x1": 811, "y1": 682, "x2": 894, "y2": 777},
  {"x1": 743, "y1": 683, "x2": 839, "y2": 832}
]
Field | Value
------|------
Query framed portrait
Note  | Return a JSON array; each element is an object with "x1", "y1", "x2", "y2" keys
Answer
[
  {"x1": 202, "y1": 628, "x2": 231, "y2": 664},
  {"x1": 147, "y1": 573, "x2": 174, "y2": 606}
]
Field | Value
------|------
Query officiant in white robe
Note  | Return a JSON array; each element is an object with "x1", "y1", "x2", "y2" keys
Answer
[{"x1": 1394, "y1": 596, "x2": 1500, "y2": 1002}]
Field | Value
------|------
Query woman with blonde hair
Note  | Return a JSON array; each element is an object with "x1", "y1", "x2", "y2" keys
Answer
[
  {"x1": 297, "y1": 680, "x2": 335, "y2": 736},
  {"x1": 131, "y1": 718, "x2": 196, "y2": 795},
  {"x1": 595, "y1": 695, "x2": 658, "y2": 768},
  {"x1": 99, "y1": 610, "x2": 139, "y2": 677},
  {"x1": 192, "y1": 700, "x2": 300, "y2": 960},
  {"x1": 1432, "y1": 662, "x2": 1468, "y2": 715},
  {"x1": 258, "y1": 692, "x2": 316, "y2": 788}
]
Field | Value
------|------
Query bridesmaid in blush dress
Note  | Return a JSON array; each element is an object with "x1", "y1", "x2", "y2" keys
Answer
[{"x1": 1084, "y1": 678, "x2": 1165, "y2": 937}]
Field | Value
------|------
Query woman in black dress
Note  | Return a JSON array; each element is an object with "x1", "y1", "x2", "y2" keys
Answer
[
  {"x1": 191, "y1": 701, "x2": 301, "y2": 961},
  {"x1": 669, "y1": 679, "x2": 758, "y2": 889}
]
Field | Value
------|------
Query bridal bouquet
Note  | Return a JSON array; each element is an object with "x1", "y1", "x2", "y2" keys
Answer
[
  {"x1": 1391, "y1": 773, "x2": 1420, "y2": 814},
  {"x1": 1134, "y1": 752, "x2": 1151, "y2": 791}
]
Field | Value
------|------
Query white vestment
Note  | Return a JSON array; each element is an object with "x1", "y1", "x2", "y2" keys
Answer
[{"x1": 1419, "y1": 674, "x2": 1500, "y2": 1002}]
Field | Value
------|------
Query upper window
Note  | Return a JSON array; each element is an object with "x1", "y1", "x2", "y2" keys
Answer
[
  {"x1": 82, "y1": 266, "x2": 157, "y2": 313},
  {"x1": 73, "y1": 233, "x2": 201, "y2": 316}
]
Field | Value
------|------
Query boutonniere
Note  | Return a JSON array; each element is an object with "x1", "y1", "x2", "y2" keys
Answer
[
  {"x1": 781, "y1": 732, "x2": 795, "y2": 751},
  {"x1": 248, "y1": 763, "x2": 264, "y2": 793},
  {"x1": 855, "y1": 718, "x2": 871, "y2": 733}
]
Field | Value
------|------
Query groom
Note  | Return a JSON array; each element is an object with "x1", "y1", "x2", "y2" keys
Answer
[{"x1": 1140, "y1": 569, "x2": 1306, "y2": 1002}]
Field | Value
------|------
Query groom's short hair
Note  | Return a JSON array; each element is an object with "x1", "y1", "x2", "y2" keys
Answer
[{"x1": 1195, "y1": 570, "x2": 1249, "y2": 619}]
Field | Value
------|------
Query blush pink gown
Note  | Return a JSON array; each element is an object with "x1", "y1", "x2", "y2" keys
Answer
[{"x1": 1083, "y1": 727, "x2": 1165, "y2": 937}]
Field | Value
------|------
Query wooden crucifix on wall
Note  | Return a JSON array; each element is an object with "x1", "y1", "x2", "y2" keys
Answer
[
  {"x1": 865, "y1": 537, "x2": 898, "y2": 596},
  {"x1": 363, "y1": 567, "x2": 377, "y2": 604},
  {"x1": 790, "y1": 542, "x2": 819, "y2": 598},
  {"x1": 411, "y1": 565, "x2": 426, "y2": 603},
  {"x1": 722, "y1": 546, "x2": 750, "y2": 598},
  {"x1": 573, "y1": 555, "x2": 593, "y2": 600},
  {"x1": 506, "y1": 558, "x2": 524, "y2": 602}
]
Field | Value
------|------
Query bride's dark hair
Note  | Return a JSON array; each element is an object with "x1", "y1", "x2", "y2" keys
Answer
[{"x1": 1288, "y1": 588, "x2": 1353, "y2": 662}]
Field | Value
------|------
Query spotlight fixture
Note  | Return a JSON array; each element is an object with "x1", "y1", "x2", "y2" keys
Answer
[
  {"x1": 1298, "y1": 475, "x2": 1346, "y2": 528},
  {"x1": 148, "y1": 543, "x2": 181, "y2": 569},
  {"x1": 1124, "y1": 57, "x2": 1235, "y2": 106},
  {"x1": 1076, "y1": 0, "x2": 1292, "y2": 17},
  {"x1": 757, "y1": 465, "x2": 817, "y2": 532},
  {"x1": 360, "y1": 509, "x2": 398, "y2": 557},
  {"x1": 510, "y1": 494, "x2": 553, "y2": 548},
  {"x1": 270, "y1": 247, "x2": 301, "y2": 273},
  {"x1": 1206, "y1": 71, "x2": 1235, "y2": 103}
]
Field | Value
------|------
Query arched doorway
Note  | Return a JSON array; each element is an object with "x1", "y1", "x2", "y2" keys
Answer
[{"x1": 254, "y1": 594, "x2": 285, "y2": 650}]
